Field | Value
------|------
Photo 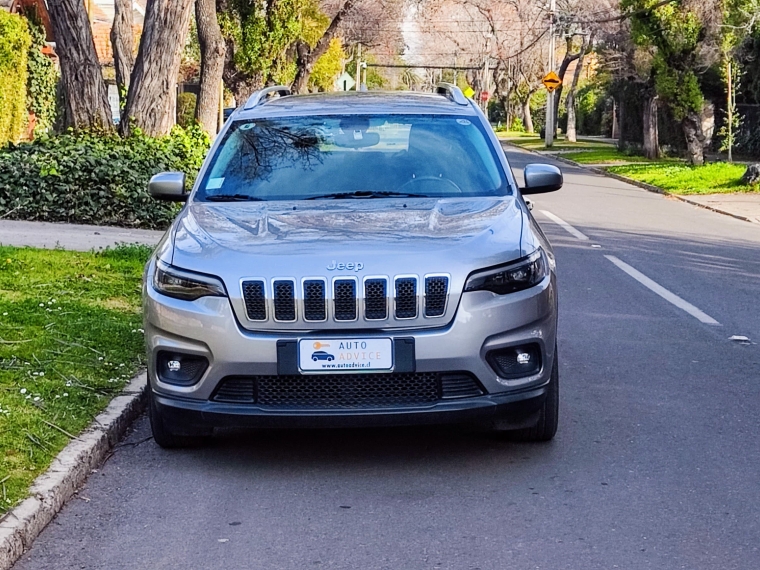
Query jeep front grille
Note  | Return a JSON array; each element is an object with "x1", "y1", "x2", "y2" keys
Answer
[
  {"x1": 303, "y1": 279, "x2": 327, "y2": 322},
  {"x1": 333, "y1": 279, "x2": 357, "y2": 321},
  {"x1": 240, "y1": 274, "x2": 450, "y2": 324},
  {"x1": 273, "y1": 280, "x2": 296, "y2": 322},
  {"x1": 242, "y1": 280, "x2": 267, "y2": 321},
  {"x1": 394, "y1": 277, "x2": 418, "y2": 319},
  {"x1": 425, "y1": 276, "x2": 449, "y2": 317},
  {"x1": 364, "y1": 278, "x2": 388, "y2": 320}
]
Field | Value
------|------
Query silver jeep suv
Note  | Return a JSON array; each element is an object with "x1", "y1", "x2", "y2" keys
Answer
[{"x1": 144, "y1": 84, "x2": 563, "y2": 447}]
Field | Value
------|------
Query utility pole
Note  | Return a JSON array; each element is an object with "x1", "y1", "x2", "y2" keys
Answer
[
  {"x1": 545, "y1": 0, "x2": 556, "y2": 148},
  {"x1": 355, "y1": 43, "x2": 362, "y2": 91},
  {"x1": 482, "y1": 34, "x2": 492, "y2": 113}
]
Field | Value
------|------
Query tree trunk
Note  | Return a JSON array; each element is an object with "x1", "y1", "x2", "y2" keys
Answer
[
  {"x1": 122, "y1": 0, "x2": 195, "y2": 137},
  {"x1": 565, "y1": 35, "x2": 591, "y2": 143},
  {"x1": 291, "y1": 0, "x2": 356, "y2": 94},
  {"x1": 522, "y1": 93, "x2": 534, "y2": 133},
  {"x1": 111, "y1": 0, "x2": 134, "y2": 112},
  {"x1": 617, "y1": 96, "x2": 626, "y2": 151},
  {"x1": 682, "y1": 112, "x2": 705, "y2": 165},
  {"x1": 552, "y1": 36, "x2": 582, "y2": 132},
  {"x1": 565, "y1": 92, "x2": 577, "y2": 142},
  {"x1": 642, "y1": 96, "x2": 659, "y2": 160},
  {"x1": 47, "y1": 0, "x2": 113, "y2": 131},
  {"x1": 195, "y1": 0, "x2": 226, "y2": 135}
]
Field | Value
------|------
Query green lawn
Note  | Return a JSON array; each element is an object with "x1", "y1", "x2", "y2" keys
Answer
[
  {"x1": 607, "y1": 162, "x2": 755, "y2": 195},
  {"x1": 561, "y1": 149, "x2": 655, "y2": 165},
  {"x1": 496, "y1": 132, "x2": 614, "y2": 151},
  {"x1": 0, "y1": 244, "x2": 150, "y2": 513}
]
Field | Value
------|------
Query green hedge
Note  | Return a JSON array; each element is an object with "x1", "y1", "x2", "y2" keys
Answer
[
  {"x1": 0, "y1": 11, "x2": 32, "y2": 145},
  {"x1": 0, "y1": 126, "x2": 210, "y2": 229}
]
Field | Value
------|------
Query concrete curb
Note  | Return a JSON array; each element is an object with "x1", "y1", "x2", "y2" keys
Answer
[
  {"x1": 0, "y1": 373, "x2": 148, "y2": 570},
  {"x1": 504, "y1": 142, "x2": 756, "y2": 224}
]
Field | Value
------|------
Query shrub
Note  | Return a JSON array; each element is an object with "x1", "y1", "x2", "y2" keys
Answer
[
  {"x1": 0, "y1": 125, "x2": 210, "y2": 229},
  {"x1": 176, "y1": 92, "x2": 197, "y2": 128},
  {"x1": 0, "y1": 11, "x2": 32, "y2": 145},
  {"x1": 25, "y1": 17, "x2": 58, "y2": 134},
  {"x1": 509, "y1": 116, "x2": 525, "y2": 132}
]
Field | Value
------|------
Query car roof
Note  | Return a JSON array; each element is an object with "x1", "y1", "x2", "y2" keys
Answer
[{"x1": 233, "y1": 91, "x2": 480, "y2": 120}]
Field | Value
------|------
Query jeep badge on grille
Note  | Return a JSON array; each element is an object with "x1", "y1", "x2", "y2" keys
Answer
[{"x1": 327, "y1": 261, "x2": 364, "y2": 271}]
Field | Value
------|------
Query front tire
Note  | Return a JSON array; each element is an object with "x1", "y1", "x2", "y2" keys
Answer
[{"x1": 149, "y1": 389, "x2": 212, "y2": 449}]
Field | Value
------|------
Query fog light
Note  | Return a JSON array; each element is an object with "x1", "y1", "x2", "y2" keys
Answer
[
  {"x1": 156, "y1": 352, "x2": 208, "y2": 386},
  {"x1": 487, "y1": 344, "x2": 541, "y2": 379}
]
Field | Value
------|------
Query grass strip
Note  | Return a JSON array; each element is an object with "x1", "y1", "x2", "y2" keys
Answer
[
  {"x1": 0, "y1": 243, "x2": 151, "y2": 513},
  {"x1": 560, "y1": 149, "x2": 657, "y2": 164},
  {"x1": 607, "y1": 162, "x2": 755, "y2": 195}
]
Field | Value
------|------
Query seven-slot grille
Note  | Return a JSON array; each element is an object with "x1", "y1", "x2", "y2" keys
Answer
[
  {"x1": 394, "y1": 277, "x2": 418, "y2": 319},
  {"x1": 273, "y1": 280, "x2": 296, "y2": 321},
  {"x1": 425, "y1": 276, "x2": 449, "y2": 317},
  {"x1": 303, "y1": 279, "x2": 327, "y2": 321},
  {"x1": 240, "y1": 275, "x2": 449, "y2": 323}
]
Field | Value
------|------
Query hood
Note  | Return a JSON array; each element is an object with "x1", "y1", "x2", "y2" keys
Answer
[
  {"x1": 172, "y1": 197, "x2": 525, "y2": 271},
  {"x1": 169, "y1": 197, "x2": 529, "y2": 331}
]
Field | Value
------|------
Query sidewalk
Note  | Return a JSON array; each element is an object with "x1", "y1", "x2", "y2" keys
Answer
[
  {"x1": 675, "y1": 193, "x2": 760, "y2": 224},
  {"x1": 0, "y1": 220, "x2": 164, "y2": 251},
  {"x1": 523, "y1": 147, "x2": 760, "y2": 225}
]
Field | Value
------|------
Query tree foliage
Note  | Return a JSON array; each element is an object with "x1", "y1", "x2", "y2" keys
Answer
[
  {"x1": 310, "y1": 37, "x2": 346, "y2": 91},
  {"x1": 625, "y1": 0, "x2": 705, "y2": 120},
  {"x1": 25, "y1": 19, "x2": 58, "y2": 135},
  {"x1": 219, "y1": 0, "x2": 311, "y2": 98},
  {"x1": 0, "y1": 11, "x2": 31, "y2": 146}
]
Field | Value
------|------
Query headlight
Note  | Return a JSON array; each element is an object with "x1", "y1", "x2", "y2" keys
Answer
[
  {"x1": 464, "y1": 249, "x2": 548, "y2": 295},
  {"x1": 153, "y1": 260, "x2": 227, "y2": 300}
]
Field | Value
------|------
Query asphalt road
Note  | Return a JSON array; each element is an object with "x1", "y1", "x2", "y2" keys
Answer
[{"x1": 14, "y1": 148, "x2": 760, "y2": 570}]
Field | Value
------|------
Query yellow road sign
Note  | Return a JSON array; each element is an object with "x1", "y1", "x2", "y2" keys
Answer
[
  {"x1": 542, "y1": 71, "x2": 562, "y2": 92},
  {"x1": 463, "y1": 86, "x2": 475, "y2": 99}
]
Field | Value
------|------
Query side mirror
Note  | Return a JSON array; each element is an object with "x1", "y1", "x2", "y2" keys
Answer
[
  {"x1": 521, "y1": 163, "x2": 563, "y2": 194},
  {"x1": 149, "y1": 172, "x2": 187, "y2": 202}
]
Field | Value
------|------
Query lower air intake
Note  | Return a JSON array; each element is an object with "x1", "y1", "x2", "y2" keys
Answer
[{"x1": 211, "y1": 372, "x2": 484, "y2": 409}]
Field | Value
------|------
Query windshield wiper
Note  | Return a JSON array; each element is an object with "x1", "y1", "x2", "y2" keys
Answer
[
  {"x1": 204, "y1": 194, "x2": 265, "y2": 202},
  {"x1": 306, "y1": 191, "x2": 429, "y2": 200}
]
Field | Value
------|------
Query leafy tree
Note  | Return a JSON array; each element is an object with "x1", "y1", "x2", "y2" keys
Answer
[
  {"x1": 218, "y1": 0, "x2": 309, "y2": 101},
  {"x1": 122, "y1": 0, "x2": 196, "y2": 137},
  {"x1": 47, "y1": 0, "x2": 113, "y2": 132},
  {"x1": 0, "y1": 11, "x2": 31, "y2": 145},
  {"x1": 25, "y1": 18, "x2": 58, "y2": 135},
  {"x1": 717, "y1": 0, "x2": 759, "y2": 161},
  {"x1": 624, "y1": 0, "x2": 709, "y2": 164},
  {"x1": 309, "y1": 37, "x2": 346, "y2": 91}
]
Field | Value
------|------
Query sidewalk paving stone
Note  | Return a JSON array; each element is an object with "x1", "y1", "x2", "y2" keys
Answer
[{"x1": 0, "y1": 220, "x2": 164, "y2": 251}]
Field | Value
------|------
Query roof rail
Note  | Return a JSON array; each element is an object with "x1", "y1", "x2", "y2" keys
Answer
[
  {"x1": 435, "y1": 83, "x2": 469, "y2": 106},
  {"x1": 243, "y1": 85, "x2": 291, "y2": 110}
]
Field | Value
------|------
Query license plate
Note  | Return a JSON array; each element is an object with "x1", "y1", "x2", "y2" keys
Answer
[{"x1": 298, "y1": 338, "x2": 393, "y2": 372}]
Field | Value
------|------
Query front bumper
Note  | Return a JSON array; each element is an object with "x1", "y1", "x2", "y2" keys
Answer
[
  {"x1": 153, "y1": 384, "x2": 548, "y2": 430},
  {"x1": 143, "y1": 268, "x2": 557, "y2": 427}
]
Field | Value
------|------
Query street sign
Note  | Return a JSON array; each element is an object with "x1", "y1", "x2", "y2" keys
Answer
[
  {"x1": 480, "y1": 91, "x2": 490, "y2": 101},
  {"x1": 542, "y1": 71, "x2": 562, "y2": 92},
  {"x1": 463, "y1": 86, "x2": 475, "y2": 99},
  {"x1": 335, "y1": 72, "x2": 355, "y2": 92}
]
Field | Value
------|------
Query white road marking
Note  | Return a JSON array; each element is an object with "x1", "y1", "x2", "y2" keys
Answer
[
  {"x1": 539, "y1": 210, "x2": 590, "y2": 241},
  {"x1": 604, "y1": 255, "x2": 721, "y2": 326}
]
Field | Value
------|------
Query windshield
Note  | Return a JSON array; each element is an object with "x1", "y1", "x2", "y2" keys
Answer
[{"x1": 195, "y1": 114, "x2": 510, "y2": 201}]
